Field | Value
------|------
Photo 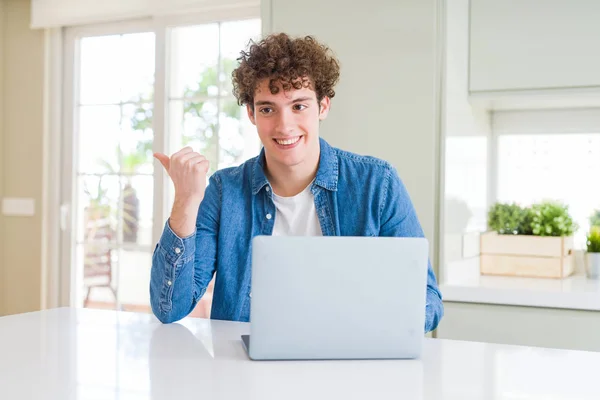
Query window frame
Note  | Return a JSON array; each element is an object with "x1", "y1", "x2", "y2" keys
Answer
[
  {"x1": 489, "y1": 108, "x2": 600, "y2": 246},
  {"x1": 59, "y1": 8, "x2": 261, "y2": 307}
]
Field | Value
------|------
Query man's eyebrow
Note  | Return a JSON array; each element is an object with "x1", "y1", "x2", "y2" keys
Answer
[
  {"x1": 254, "y1": 100, "x2": 275, "y2": 106},
  {"x1": 254, "y1": 97, "x2": 314, "y2": 106},
  {"x1": 289, "y1": 96, "x2": 314, "y2": 104}
]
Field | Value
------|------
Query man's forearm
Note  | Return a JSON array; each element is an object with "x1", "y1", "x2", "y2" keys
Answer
[{"x1": 169, "y1": 196, "x2": 201, "y2": 238}]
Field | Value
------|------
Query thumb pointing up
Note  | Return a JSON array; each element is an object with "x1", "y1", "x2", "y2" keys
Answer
[{"x1": 153, "y1": 152, "x2": 170, "y2": 173}]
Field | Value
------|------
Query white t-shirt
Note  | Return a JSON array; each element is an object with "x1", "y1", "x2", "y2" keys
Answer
[{"x1": 271, "y1": 183, "x2": 323, "y2": 236}]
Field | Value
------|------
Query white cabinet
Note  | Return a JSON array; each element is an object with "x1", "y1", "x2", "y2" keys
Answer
[
  {"x1": 437, "y1": 302, "x2": 600, "y2": 352},
  {"x1": 469, "y1": 0, "x2": 600, "y2": 93}
]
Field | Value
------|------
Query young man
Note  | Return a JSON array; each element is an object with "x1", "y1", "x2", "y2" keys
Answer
[{"x1": 150, "y1": 33, "x2": 443, "y2": 332}]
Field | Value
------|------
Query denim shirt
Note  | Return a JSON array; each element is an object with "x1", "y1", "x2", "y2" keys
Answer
[{"x1": 150, "y1": 138, "x2": 444, "y2": 332}]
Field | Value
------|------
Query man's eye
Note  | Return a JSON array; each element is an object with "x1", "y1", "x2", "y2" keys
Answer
[
  {"x1": 293, "y1": 104, "x2": 307, "y2": 111},
  {"x1": 259, "y1": 107, "x2": 273, "y2": 114}
]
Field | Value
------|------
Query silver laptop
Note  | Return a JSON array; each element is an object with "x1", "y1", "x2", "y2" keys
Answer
[{"x1": 241, "y1": 235, "x2": 429, "y2": 360}]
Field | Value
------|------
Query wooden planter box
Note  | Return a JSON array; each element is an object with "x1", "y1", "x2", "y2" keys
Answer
[{"x1": 480, "y1": 232, "x2": 574, "y2": 279}]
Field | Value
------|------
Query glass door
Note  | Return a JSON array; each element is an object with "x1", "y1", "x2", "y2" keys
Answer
[{"x1": 63, "y1": 15, "x2": 261, "y2": 315}]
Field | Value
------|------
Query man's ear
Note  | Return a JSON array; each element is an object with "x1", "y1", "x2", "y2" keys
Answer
[
  {"x1": 247, "y1": 104, "x2": 256, "y2": 125},
  {"x1": 318, "y1": 96, "x2": 331, "y2": 121}
]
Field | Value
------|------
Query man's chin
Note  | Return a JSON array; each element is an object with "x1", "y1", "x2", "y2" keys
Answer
[{"x1": 277, "y1": 156, "x2": 304, "y2": 168}]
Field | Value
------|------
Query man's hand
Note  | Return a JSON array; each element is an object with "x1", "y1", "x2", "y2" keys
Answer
[{"x1": 154, "y1": 147, "x2": 210, "y2": 238}]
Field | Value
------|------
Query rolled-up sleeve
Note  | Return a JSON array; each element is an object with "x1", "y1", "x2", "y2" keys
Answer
[{"x1": 150, "y1": 174, "x2": 221, "y2": 323}]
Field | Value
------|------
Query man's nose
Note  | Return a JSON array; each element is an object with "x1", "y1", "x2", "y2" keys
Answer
[{"x1": 275, "y1": 109, "x2": 294, "y2": 135}]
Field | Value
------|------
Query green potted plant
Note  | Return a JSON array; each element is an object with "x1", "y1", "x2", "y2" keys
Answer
[
  {"x1": 586, "y1": 226, "x2": 600, "y2": 279},
  {"x1": 481, "y1": 200, "x2": 577, "y2": 279},
  {"x1": 487, "y1": 202, "x2": 529, "y2": 235},
  {"x1": 528, "y1": 201, "x2": 578, "y2": 237}
]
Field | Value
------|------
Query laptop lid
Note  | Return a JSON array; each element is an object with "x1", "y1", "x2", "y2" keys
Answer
[{"x1": 247, "y1": 236, "x2": 429, "y2": 360}]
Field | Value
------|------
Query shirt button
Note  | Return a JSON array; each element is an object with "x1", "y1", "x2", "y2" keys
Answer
[
  {"x1": 174, "y1": 247, "x2": 181, "y2": 254},
  {"x1": 167, "y1": 280, "x2": 172, "y2": 286},
  {"x1": 265, "y1": 186, "x2": 270, "y2": 192},
  {"x1": 266, "y1": 213, "x2": 272, "y2": 220}
]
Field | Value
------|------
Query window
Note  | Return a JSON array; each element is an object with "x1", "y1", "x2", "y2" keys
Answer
[
  {"x1": 497, "y1": 133, "x2": 600, "y2": 248},
  {"x1": 74, "y1": 32, "x2": 157, "y2": 312},
  {"x1": 167, "y1": 19, "x2": 261, "y2": 204},
  {"x1": 63, "y1": 14, "x2": 261, "y2": 314},
  {"x1": 441, "y1": 108, "x2": 600, "y2": 285},
  {"x1": 444, "y1": 136, "x2": 488, "y2": 234}
]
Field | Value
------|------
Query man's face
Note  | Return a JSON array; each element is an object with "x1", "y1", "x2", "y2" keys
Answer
[{"x1": 247, "y1": 79, "x2": 330, "y2": 168}]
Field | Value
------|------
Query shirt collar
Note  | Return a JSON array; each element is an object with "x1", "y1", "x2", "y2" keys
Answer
[{"x1": 251, "y1": 137, "x2": 339, "y2": 195}]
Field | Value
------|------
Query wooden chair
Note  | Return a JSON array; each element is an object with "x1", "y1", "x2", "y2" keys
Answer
[{"x1": 83, "y1": 205, "x2": 117, "y2": 307}]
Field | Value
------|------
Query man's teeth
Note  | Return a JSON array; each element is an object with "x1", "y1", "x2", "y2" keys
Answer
[{"x1": 275, "y1": 137, "x2": 301, "y2": 145}]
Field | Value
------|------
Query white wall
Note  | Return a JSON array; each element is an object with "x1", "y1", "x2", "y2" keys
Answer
[
  {"x1": 266, "y1": 0, "x2": 443, "y2": 260},
  {"x1": 442, "y1": 0, "x2": 490, "y2": 271},
  {"x1": 0, "y1": 0, "x2": 5, "y2": 315},
  {"x1": 0, "y1": 0, "x2": 45, "y2": 316}
]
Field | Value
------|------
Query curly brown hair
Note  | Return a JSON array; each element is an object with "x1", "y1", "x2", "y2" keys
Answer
[{"x1": 232, "y1": 33, "x2": 340, "y2": 109}]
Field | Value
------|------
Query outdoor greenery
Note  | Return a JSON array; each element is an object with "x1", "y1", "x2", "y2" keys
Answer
[
  {"x1": 85, "y1": 59, "x2": 244, "y2": 243},
  {"x1": 129, "y1": 58, "x2": 243, "y2": 171}
]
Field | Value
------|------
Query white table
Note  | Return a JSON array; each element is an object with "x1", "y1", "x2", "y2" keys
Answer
[{"x1": 1, "y1": 308, "x2": 599, "y2": 399}]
